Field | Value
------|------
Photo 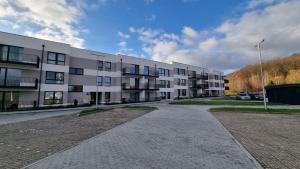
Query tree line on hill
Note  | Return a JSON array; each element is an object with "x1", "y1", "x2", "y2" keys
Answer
[{"x1": 225, "y1": 53, "x2": 300, "y2": 94}]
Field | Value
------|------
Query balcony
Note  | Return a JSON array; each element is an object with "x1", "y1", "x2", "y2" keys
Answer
[
  {"x1": 122, "y1": 83, "x2": 143, "y2": 90},
  {"x1": 188, "y1": 73, "x2": 208, "y2": 80},
  {"x1": 122, "y1": 83, "x2": 159, "y2": 91},
  {"x1": 144, "y1": 84, "x2": 160, "y2": 90},
  {"x1": 0, "y1": 76, "x2": 38, "y2": 89},
  {"x1": 122, "y1": 68, "x2": 159, "y2": 77},
  {"x1": 0, "y1": 52, "x2": 40, "y2": 68}
]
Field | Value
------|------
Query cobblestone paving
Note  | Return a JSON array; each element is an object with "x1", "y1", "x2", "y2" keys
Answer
[{"x1": 24, "y1": 105, "x2": 261, "y2": 169}]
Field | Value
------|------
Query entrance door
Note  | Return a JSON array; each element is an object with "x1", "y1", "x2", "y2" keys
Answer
[{"x1": 90, "y1": 92, "x2": 102, "y2": 104}]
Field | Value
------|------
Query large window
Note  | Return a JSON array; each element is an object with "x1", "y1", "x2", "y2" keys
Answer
[
  {"x1": 160, "y1": 80, "x2": 166, "y2": 88},
  {"x1": 68, "y1": 85, "x2": 83, "y2": 92},
  {"x1": 180, "y1": 69, "x2": 186, "y2": 76},
  {"x1": 105, "y1": 92, "x2": 111, "y2": 102},
  {"x1": 181, "y1": 79, "x2": 187, "y2": 86},
  {"x1": 0, "y1": 45, "x2": 23, "y2": 62},
  {"x1": 97, "y1": 76, "x2": 103, "y2": 86},
  {"x1": 97, "y1": 61, "x2": 103, "y2": 70},
  {"x1": 105, "y1": 62, "x2": 111, "y2": 71},
  {"x1": 105, "y1": 76, "x2": 112, "y2": 85},
  {"x1": 44, "y1": 91, "x2": 63, "y2": 105},
  {"x1": 47, "y1": 52, "x2": 65, "y2": 65},
  {"x1": 158, "y1": 68, "x2": 170, "y2": 76},
  {"x1": 45, "y1": 71, "x2": 64, "y2": 84},
  {"x1": 69, "y1": 67, "x2": 83, "y2": 75},
  {"x1": 182, "y1": 89, "x2": 187, "y2": 96},
  {"x1": 0, "y1": 68, "x2": 21, "y2": 86},
  {"x1": 144, "y1": 66, "x2": 149, "y2": 75}
]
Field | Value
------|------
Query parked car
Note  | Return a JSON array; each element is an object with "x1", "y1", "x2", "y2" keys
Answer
[
  {"x1": 236, "y1": 93, "x2": 251, "y2": 100},
  {"x1": 248, "y1": 93, "x2": 264, "y2": 100}
]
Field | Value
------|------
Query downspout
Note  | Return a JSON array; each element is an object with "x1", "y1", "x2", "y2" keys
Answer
[{"x1": 37, "y1": 44, "x2": 45, "y2": 107}]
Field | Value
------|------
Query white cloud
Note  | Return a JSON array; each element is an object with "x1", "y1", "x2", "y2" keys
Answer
[
  {"x1": 0, "y1": 0, "x2": 88, "y2": 48},
  {"x1": 128, "y1": 0, "x2": 300, "y2": 73},
  {"x1": 117, "y1": 31, "x2": 133, "y2": 55},
  {"x1": 145, "y1": 14, "x2": 156, "y2": 21}
]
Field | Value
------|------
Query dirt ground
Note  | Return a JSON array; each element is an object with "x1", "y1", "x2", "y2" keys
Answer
[
  {"x1": 212, "y1": 112, "x2": 300, "y2": 169},
  {"x1": 0, "y1": 107, "x2": 155, "y2": 169}
]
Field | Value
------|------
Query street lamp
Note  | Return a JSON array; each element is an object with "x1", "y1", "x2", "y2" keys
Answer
[
  {"x1": 96, "y1": 55, "x2": 99, "y2": 109},
  {"x1": 257, "y1": 39, "x2": 267, "y2": 110}
]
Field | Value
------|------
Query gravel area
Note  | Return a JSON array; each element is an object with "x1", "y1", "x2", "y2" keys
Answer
[
  {"x1": 0, "y1": 107, "x2": 155, "y2": 169},
  {"x1": 212, "y1": 112, "x2": 300, "y2": 169}
]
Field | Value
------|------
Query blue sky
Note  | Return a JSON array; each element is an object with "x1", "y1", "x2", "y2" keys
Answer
[
  {"x1": 0, "y1": 0, "x2": 300, "y2": 74},
  {"x1": 83, "y1": 0, "x2": 247, "y2": 53}
]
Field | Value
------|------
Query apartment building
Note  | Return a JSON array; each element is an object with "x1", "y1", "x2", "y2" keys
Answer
[{"x1": 0, "y1": 31, "x2": 224, "y2": 111}]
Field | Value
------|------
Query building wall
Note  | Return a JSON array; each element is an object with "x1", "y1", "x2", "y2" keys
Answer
[{"x1": 0, "y1": 31, "x2": 225, "y2": 110}]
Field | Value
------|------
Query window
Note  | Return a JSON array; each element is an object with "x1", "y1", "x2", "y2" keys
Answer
[
  {"x1": 68, "y1": 85, "x2": 83, "y2": 92},
  {"x1": 47, "y1": 52, "x2": 65, "y2": 65},
  {"x1": 130, "y1": 64, "x2": 139, "y2": 74},
  {"x1": 160, "y1": 92, "x2": 166, "y2": 99},
  {"x1": 69, "y1": 67, "x2": 83, "y2": 75},
  {"x1": 180, "y1": 69, "x2": 186, "y2": 76},
  {"x1": 160, "y1": 80, "x2": 166, "y2": 88},
  {"x1": 176, "y1": 68, "x2": 180, "y2": 75},
  {"x1": 181, "y1": 79, "x2": 187, "y2": 86},
  {"x1": 44, "y1": 91, "x2": 63, "y2": 105},
  {"x1": 0, "y1": 45, "x2": 24, "y2": 62},
  {"x1": 97, "y1": 61, "x2": 103, "y2": 70},
  {"x1": 166, "y1": 69, "x2": 170, "y2": 76},
  {"x1": 97, "y1": 76, "x2": 103, "y2": 85},
  {"x1": 167, "y1": 81, "x2": 171, "y2": 88},
  {"x1": 105, "y1": 76, "x2": 112, "y2": 85},
  {"x1": 105, "y1": 92, "x2": 111, "y2": 102},
  {"x1": 105, "y1": 62, "x2": 111, "y2": 71},
  {"x1": 182, "y1": 89, "x2": 187, "y2": 96},
  {"x1": 144, "y1": 66, "x2": 149, "y2": 75},
  {"x1": 45, "y1": 71, "x2": 64, "y2": 84}
]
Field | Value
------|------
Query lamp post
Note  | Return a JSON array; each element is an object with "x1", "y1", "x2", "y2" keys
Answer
[
  {"x1": 257, "y1": 39, "x2": 267, "y2": 110},
  {"x1": 96, "y1": 55, "x2": 99, "y2": 109}
]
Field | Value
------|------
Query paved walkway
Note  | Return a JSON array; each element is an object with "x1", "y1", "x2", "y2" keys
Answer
[{"x1": 23, "y1": 104, "x2": 261, "y2": 169}]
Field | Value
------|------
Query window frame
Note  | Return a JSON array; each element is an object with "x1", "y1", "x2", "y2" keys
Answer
[
  {"x1": 97, "y1": 76, "x2": 103, "y2": 86},
  {"x1": 44, "y1": 91, "x2": 63, "y2": 105},
  {"x1": 105, "y1": 62, "x2": 112, "y2": 71},
  {"x1": 47, "y1": 52, "x2": 65, "y2": 65},
  {"x1": 45, "y1": 71, "x2": 64, "y2": 84},
  {"x1": 68, "y1": 85, "x2": 83, "y2": 92},
  {"x1": 97, "y1": 60, "x2": 104, "y2": 71},
  {"x1": 105, "y1": 76, "x2": 112, "y2": 85},
  {"x1": 69, "y1": 67, "x2": 84, "y2": 75}
]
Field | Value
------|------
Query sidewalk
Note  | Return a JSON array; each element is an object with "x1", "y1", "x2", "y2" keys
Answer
[{"x1": 23, "y1": 104, "x2": 262, "y2": 169}]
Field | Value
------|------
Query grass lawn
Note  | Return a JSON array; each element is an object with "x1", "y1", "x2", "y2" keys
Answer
[
  {"x1": 210, "y1": 107, "x2": 300, "y2": 114},
  {"x1": 78, "y1": 108, "x2": 114, "y2": 116},
  {"x1": 170, "y1": 100, "x2": 281, "y2": 106}
]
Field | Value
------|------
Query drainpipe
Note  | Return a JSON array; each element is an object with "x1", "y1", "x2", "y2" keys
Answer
[{"x1": 37, "y1": 44, "x2": 45, "y2": 107}]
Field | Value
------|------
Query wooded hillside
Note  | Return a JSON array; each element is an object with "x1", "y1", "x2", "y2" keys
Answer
[{"x1": 225, "y1": 53, "x2": 300, "y2": 94}]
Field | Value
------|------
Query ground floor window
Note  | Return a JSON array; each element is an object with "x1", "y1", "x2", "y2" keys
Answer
[
  {"x1": 44, "y1": 91, "x2": 63, "y2": 105},
  {"x1": 167, "y1": 92, "x2": 171, "y2": 99},
  {"x1": 160, "y1": 92, "x2": 166, "y2": 99},
  {"x1": 182, "y1": 89, "x2": 187, "y2": 96},
  {"x1": 105, "y1": 92, "x2": 111, "y2": 102},
  {"x1": 0, "y1": 91, "x2": 19, "y2": 111}
]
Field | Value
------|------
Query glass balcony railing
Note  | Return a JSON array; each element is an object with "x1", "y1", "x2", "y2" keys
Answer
[
  {"x1": 0, "y1": 52, "x2": 40, "y2": 67},
  {"x1": 0, "y1": 76, "x2": 38, "y2": 89}
]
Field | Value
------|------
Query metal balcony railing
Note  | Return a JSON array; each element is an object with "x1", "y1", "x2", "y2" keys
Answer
[
  {"x1": 0, "y1": 76, "x2": 38, "y2": 89},
  {"x1": 122, "y1": 68, "x2": 159, "y2": 77},
  {"x1": 0, "y1": 52, "x2": 40, "y2": 67}
]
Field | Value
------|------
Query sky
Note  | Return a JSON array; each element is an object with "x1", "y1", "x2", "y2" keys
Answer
[{"x1": 0, "y1": 0, "x2": 300, "y2": 74}]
